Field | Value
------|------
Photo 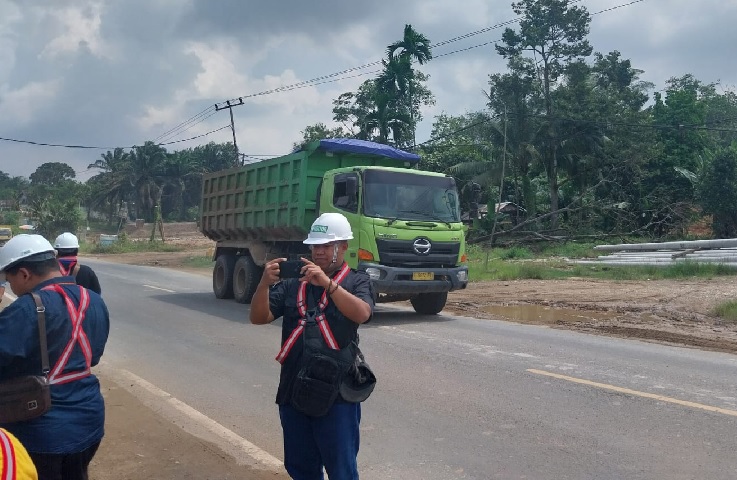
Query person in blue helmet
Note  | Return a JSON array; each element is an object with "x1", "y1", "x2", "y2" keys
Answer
[
  {"x1": 0, "y1": 234, "x2": 110, "y2": 480},
  {"x1": 250, "y1": 212, "x2": 375, "y2": 480}
]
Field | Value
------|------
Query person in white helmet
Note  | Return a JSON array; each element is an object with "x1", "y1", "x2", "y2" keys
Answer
[
  {"x1": 0, "y1": 234, "x2": 110, "y2": 480},
  {"x1": 53, "y1": 232, "x2": 101, "y2": 295},
  {"x1": 251, "y1": 212, "x2": 374, "y2": 480}
]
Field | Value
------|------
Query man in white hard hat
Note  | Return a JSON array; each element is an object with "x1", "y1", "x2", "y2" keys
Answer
[
  {"x1": 251, "y1": 212, "x2": 375, "y2": 480},
  {"x1": 53, "y1": 232, "x2": 101, "y2": 295},
  {"x1": 0, "y1": 234, "x2": 110, "y2": 480}
]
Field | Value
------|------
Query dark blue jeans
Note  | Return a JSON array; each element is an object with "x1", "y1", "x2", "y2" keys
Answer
[{"x1": 279, "y1": 402, "x2": 361, "y2": 480}]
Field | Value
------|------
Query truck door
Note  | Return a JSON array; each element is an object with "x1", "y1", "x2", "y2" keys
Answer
[{"x1": 331, "y1": 172, "x2": 360, "y2": 266}]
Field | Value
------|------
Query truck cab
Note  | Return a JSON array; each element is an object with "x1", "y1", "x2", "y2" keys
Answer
[{"x1": 321, "y1": 166, "x2": 468, "y2": 314}]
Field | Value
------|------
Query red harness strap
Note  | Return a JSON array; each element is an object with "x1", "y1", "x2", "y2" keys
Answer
[
  {"x1": 275, "y1": 263, "x2": 351, "y2": 364},
  {"x1": 58, "y1": 257, "x2": 78, "y2": 276},
  {"x1": 0, "y1": 429, "x2": 16, "y2": 480},
  {"x1": 42, "y1": 284, "x2": 92, "y2": 385}
]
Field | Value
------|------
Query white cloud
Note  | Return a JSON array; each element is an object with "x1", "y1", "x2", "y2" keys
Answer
[
  {"x1": 40, "y1": 2, "x2": 109, "y2": 59},
  {"x1": 0, "y1": 79, "x2": 60, "y2": 126},
  {"x1": 1, "y1": 0, "x2": 736, "y2": 180}
]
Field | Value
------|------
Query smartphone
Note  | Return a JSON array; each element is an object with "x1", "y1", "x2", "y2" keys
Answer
[{"x1": 278, "y1": 260, "x2": 305, "y2": 279}]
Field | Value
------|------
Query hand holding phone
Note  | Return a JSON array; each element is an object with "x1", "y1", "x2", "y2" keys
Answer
[{"x1": 278, "y1": 260, "x2": 305, "y2": 279}]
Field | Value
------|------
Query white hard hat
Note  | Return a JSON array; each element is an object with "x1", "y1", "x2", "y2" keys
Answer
[
  {"x1": 303, "y1": 212, "x2": 354, "y2": 245},
  {"x1": 0, "y1": 234, "x2": 56, "y2": 271},
  {"x1": 54, "y1": 232, "x2": 80, "y2": 249}
]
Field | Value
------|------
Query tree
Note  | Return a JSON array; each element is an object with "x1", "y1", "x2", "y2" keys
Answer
[
  {"x1": 29, "y1": 162, "x2": 76, "y2": 186},
  {"x1": 292, "y1": 123, "x2": 349, "y2": 151},
  {"x1": 698, "y1": 144, "x2": 737, "y2": 238},
  {"x1": 88, "y1": 147, "x2": 133, "y2": 222},
  {"x1": 387, "y1": 24, "x2": 433, "y2": 147},
  {"x1": 487, "y1": 57, "x2": 545, "y2": 218},
  {"x1": 129, "y1": 141, "x2": 169, "y2": 221},
  {"x1": 496, "y1": 0, "x2": 593, "y2": 229}
]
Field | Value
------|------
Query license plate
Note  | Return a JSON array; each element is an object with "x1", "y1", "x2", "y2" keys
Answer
[{"x1": 412, "y1": 272, "x2": 434, "y2": 281}]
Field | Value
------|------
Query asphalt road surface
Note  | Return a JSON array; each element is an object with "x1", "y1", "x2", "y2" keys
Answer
[{"x1": 88, "y1": 258, "x2": 737, "y2": 480}]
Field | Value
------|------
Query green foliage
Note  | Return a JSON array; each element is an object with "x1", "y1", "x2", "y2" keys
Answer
[
  {"x1": 466, "y1": 244, "x2": 737, "y2": 282},
  {"x1": 29, "y1": 162, "x2": 76, "y2": 186},
  {"x1": 697, "y1": 144, "x2": 737, "y2": 237},
  {"x1": 182, "y1": 255, "x2": 215, "y2": 269},
  {"x1": 30, "y1": 198, "x2": 83, "y2": 238},
  {"x1": 332, "y1": 24, "x2": 434, "y2": 148},
  {"x1": 0, "y1": 211, "x2": 20, "y2": 227},
  {"x1": 87, "y1": 235, "x2": 182, "y2": 254},
  {"x1": 711, "y1": 300, "x2": 737, "y2": 322},
  {"x1": 293, "y1": 123, "x2": 349, "y2": 151}
]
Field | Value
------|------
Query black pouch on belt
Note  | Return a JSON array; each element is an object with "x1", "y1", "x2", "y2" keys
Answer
[{"x1": 290, "y1": 313, "x2": 353, "y2": 417}]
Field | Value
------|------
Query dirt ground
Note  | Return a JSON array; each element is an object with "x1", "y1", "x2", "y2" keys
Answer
[{"x1": 81, "y1": 222, "x2": 737, "y2": 478}]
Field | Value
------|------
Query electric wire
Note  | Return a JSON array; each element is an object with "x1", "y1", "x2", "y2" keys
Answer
[
  {"x1": 0, "y1": 124, "x2": 231, "y2": 150},
  {"x1": 0, "y1": 0, "x2": 654, "y2": 151}
]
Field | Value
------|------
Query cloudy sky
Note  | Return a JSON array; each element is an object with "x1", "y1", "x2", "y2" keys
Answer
[{"x1": 1, "y1": 0, "x2": 735, "y2": 181}]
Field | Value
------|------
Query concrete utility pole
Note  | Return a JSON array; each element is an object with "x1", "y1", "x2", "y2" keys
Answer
[{"x1": 214, "y1": 98, "x2": 245, "y2": 165}]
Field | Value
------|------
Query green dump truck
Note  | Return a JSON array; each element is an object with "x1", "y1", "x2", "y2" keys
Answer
[{"x1": 199, "y1": 138, "x2": 468, "y2": 315}]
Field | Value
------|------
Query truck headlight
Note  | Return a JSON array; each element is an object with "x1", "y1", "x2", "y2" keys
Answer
[
  {"x1": 456, "y1": 270, "x2": 468, "y2": 282},
  {"x1": 365, "y1": 267, "x2": 381, "y2": 280}
]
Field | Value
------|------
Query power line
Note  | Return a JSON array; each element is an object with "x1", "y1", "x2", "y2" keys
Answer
[
  {"x1": 4, "y1": 0, "x2": 650, "y2": 152},
  {"x1": 0, "y1": 124, "x2": 231, "y2": 151},
  {"x1": 154, "y1": 108, "x2": 218, "y2": 143}
]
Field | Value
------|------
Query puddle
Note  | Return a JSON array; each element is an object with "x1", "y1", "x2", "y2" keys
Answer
[{"x1": 482, "y1": 304, "x2": 619, "y2": 324}]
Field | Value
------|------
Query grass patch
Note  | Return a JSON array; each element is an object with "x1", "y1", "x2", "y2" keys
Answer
[
  {"x1": 82, "y1": 239, "x2": 183, "y2": 254},
  {"x1": 182, "y1": 255, "x2": 214, "y2": 269},
  {"x1": 466, "y1": 244, "x2": 737, "y2": 282},
  {"x1": 711, "y1": 300, "x2": 737, "y2": 322}
]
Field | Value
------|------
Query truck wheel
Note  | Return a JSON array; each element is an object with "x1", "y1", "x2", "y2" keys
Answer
[
  {"x1": 410, "y1": 292, "x2": 448, "y2": 315},
  {"x1": 213, "y1": 255, "x2": 236, "y2": 299},
  {"x1": 233, "y1": 255, "x2": 262, "y2": 304}
]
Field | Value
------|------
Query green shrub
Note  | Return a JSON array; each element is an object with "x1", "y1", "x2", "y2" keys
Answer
[{"x1": 711, "y1": 300, "x2": 737, "y2": 322}]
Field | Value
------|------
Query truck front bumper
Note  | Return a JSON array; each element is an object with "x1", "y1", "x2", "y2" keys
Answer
[{"x1": 359, "y1": 262, "x2": 469, "y2": 294}]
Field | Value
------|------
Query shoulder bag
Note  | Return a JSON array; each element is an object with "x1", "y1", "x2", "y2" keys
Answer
[{"x1": 0, "y1": 292, "x2": 52, "y2": 423}]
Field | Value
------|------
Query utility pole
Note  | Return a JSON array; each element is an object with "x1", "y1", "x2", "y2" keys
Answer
[{"x1": 215, "y1": 97, "x2": 245, "y2": 165}]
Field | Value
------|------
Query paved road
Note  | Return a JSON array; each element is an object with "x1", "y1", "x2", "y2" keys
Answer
[{"x1": 89, "y1": 258, "x2": 737, "y2": 480}]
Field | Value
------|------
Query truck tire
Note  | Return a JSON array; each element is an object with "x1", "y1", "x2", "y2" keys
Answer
[
  {"x1": 233, "y1": 255, "x2": 262, "y2": 304},
  {"x1": 410, "y1": 292, "x2": 448, "y2": 315},
  {"x1": 213, "y1": 254, "x2": 236, "y2": 299}
]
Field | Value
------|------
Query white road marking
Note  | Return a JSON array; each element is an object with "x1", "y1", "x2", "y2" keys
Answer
[
  {"x1": 529, "y1": 368, "x2": 737, "y2": 417},
  {"x1": 97, "y1": 363, "x2": 283, "y2": 471},
  {"x1": 142, "y1": 284, "x2": 176, "y2": 293}
]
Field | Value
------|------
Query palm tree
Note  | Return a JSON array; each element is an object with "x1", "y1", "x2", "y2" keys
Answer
[
  {"x1": 387, "y1": 24, "x2": 432, "y2": 65},
  {"x1": 128, "y1": 141, "x2": 168, "y2": 221},
  {"x1": 88, "y1": 148, "x2": 133, "y2": 222},
  {"x1": 387, "y1": 24, "x2": 433, "y2": 147}
]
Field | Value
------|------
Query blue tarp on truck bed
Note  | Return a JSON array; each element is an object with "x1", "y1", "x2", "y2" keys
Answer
[{"x1": 313, "y1": 138, "x2": 421, "y2": 163}]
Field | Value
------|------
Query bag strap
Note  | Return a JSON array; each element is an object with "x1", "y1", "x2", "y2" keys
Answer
[{"x1": 30, "y1": 292, "x2": 50, "y2": 375}]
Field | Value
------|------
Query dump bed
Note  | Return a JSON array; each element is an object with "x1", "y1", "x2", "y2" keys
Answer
[{"x1": 200, "y1": 139, "x2": 419, "y2": 243}]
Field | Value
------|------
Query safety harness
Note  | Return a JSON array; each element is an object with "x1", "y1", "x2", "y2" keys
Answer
[
  {"x1": 0, "y1": 428, "x2": 16, "y2": 480},
  {"x1": 275, "y1": 262, "x2": 351, "y2": 364},
  {"x1": 58, "y1": 257, "x2": 81, "y2": 277},
  {"x1": 41, "y1": 284, "x2": 92, "y2": 385}
]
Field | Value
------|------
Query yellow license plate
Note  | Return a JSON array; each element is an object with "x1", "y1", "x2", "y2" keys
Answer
[{"x1": 412, "y1": 272, "x2": 434, "y2": 281}]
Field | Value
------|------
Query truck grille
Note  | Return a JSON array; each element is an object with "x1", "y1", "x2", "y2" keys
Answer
[{"x1": 376, "y1": 239, "x2": 460, "y2": 267}]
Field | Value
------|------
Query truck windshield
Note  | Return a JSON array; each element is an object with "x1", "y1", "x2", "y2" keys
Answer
[
  {"x1": 0, "y1": 229, "x2": 10, "y2": 236},
  {"x1": 363, "y1": 170, "x2": 460, "y2": 223}
]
